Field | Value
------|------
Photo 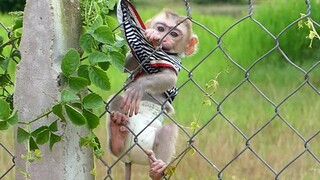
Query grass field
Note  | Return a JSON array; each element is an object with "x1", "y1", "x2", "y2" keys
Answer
[{"x1": 1, "y1": 1, "x2": 320, "y2": 179}]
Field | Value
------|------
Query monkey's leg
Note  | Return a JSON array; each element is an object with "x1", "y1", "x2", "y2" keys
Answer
[
  {"x1": 153, "y1": 123, "x2": 178, "y2": 163},
  {"x1": 147, "y1": 124, "x2": 177, "y2": 180}
]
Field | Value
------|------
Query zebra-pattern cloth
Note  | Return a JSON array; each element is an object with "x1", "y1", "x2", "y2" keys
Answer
[{"x1": 117, "y1": 0, "x2": 181, "y2": 103}]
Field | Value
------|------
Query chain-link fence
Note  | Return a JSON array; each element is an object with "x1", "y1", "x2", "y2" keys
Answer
[
  {"x1": 102, "y1": 0, "x2": 320, "y2": 179},
  {"x1": 0, "y1": 143, "x2": 15, "y2": 179},
  {"x1": 0, "y1": 19, "x2": 18, "y2": 180},
  {"x1": 1, "y1": 0, "x2": 319, "y2": 179}
]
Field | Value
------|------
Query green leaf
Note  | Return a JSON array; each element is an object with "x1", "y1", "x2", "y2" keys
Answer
[
  {"x1": 17, "y1": 127, "x2": 30, "y2": 143},
  {"x1": 88, "y1": 51, "x2": 110, "y2": 65},
  {"x1": 98, "y1": 62, "x2": 110, "y2": 71},
  {"x1": 92, "y1": 25, "x2": 114, "y2": 44},
  {"x1": 64, "y1": 104, "x2": 86, "y2": 126},
  {"x1": 115, "y1": 35, "x2": 127, "y2": 48},
  {"x1": 0, "y1": 36, "x2": 3, "y2": 45},
  {"x1": 71, "y1": 102, "x2": 82, "y2": 109},
  {"x1": 36, "y1": 129, "x2": 50, "y2": 145},
  {"x1": 0, "y1": 56, "x2": 9, "y2": 70},
  {"x1": 83, "y1": 93, "x2": 104, "y2": 109},
  {"x1": 13, "y1": 18, "x2": 23, "y2": 31},
  {"x1": 61, "y1": 89, "x2": 79, "y2": 102},
  {"x1": 69, "y1": 76, "x2": 90, "y2": 92},
  {"x1": 83, "y1": 109, "x2": 100, "y2": 129},
  {"x1": 7, "y1": 109, "x2": 18, "y2": 125},
  {"x1": 80, "y1": 33, "x2": 94, "y2": 53},
  {"x1": 78, "y1": 65, "x2": 90, "y2": 81},
  {"x1": 31, "y1": 126, "x2": 48, "y2": 137},
  {"x1": 80, "y1": 136, "x2": 90, "y2": 147},
  {"x1": 80, "y1": 133, "x2": 99, "y2": 148},
  {"x1": 0, "y1": 121, "x2": 9, "y2": 130},
  {"x1": 106, "y1": 15, "x2": 118, "y2": 30},
  {"x1": 34, "y1": 149, "x2": 42, "y2": 160},
  {"x1": 61, "y1": 49, "x2": 80, "y2": 77},
  {"x1": 49, "y1": 133, "x2": 61, "y2": 151},
  {"x1": 49, "y1": 120, "x2": 58, "y2": 132},
  {"x1": 0, "y1": 98, "x2": 10, "y2": 120},
  {"x1": 0, "y1": 74, "x2": 10, "y2": 86},
  {"x1": 52, "y1": 104, "x2": 66, "y2": 122},
  {"x1": 89, "y1": 66, "x2": 110, "y2": 90},
  {"x1": 11, "y1": 50, "x2": 21, "y2": 60},
  {"x1": 29, "y1": 137, "x2": 39, "y2": 151},
  {"x1": 89, "y1": 15, "x2": 103, "y2": 33},
  {"x1": 109, "y1": 51, "x2": 125, "y2": 71},
  {"x1": 93, "y1": 2, "x2": 101, "y2": 18},
  {"x1": 93, "y1": 135, "x2": 102, "y2": 149},
  {"x1": 106, "y1": 0, "x2": 116, "y2": 10}
]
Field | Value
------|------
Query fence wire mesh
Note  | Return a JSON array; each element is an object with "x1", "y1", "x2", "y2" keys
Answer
[
  {"x1": 102, "y1": 0, "x2": 320, "y2": 179},
  {"x1": 0, "y1": 0, "x2": 319, "y2": 179},
  {"x1": 0, "y1": 143, "x2": 16, "y2": 179},
  {"x1": 0, "y1": 19, "x2": 18, "y2": 179},
  {"x1": 0, "y1": 21, "x2": 19, "y2": 179}
]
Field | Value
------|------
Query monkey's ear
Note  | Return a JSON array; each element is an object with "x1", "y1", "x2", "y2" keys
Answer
[{"x1": 185, "y1": 35, "x2": 199, "y2": 56}]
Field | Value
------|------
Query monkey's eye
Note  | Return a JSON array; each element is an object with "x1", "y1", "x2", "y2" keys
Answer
[
  {"x1": 170, "y1": 31, "x2": 179, "y2": 37},
  {"x1": 157, "y1": 26, "x2": 165, "y2": 32}
]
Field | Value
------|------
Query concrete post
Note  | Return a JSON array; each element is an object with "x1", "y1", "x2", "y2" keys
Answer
[{"x1": 14, "y1": 0, "x2": 94, "y2": 179}]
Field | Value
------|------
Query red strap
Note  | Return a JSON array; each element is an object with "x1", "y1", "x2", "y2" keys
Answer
[{"x1": 124, "y1": 0, "x2": 146, "y2": 30}]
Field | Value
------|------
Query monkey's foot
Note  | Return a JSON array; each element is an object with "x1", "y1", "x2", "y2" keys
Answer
[
  {"x1": 109, "y1": 111, "x2": 130, "y2": 156},
  {"x1": 110, "y1": 111, "x2": 129, "y2": 125},
  {"x1": 147, "y1": 150, "x2": 167, "y2": 180}
]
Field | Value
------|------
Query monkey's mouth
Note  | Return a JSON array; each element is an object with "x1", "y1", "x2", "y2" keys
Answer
[
  {"x1": 161, "y1": 44, "x2": 173, "y2": 52},
  {"x1": 162, "y1": 47, "x2": 170, "y2": 51}
]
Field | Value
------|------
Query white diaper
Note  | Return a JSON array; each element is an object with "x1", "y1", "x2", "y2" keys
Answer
[{"x1": 120, "y1": 101, "x2": 164, "y2": 165}]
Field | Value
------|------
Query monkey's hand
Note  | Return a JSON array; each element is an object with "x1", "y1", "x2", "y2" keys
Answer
[
  {"x1": 121, "y1": 79, "x2": 145, "y2": 117},
  {"x1": 147, "y1": 150, "x2": 167, "y2": 180},
  {"x1": 145, "y1": 28, "x2": 160, "y2": 46},
  {"x1": 122, "y1": 69, "x2": 177, "y2": 117},
  {"x1": 110, "y1": 111, "x2": 129, "y2": 125}
]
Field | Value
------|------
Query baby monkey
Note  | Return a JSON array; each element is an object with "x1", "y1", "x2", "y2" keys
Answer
[{"x1": 108, "y1": 9, "x2": 198, "y2": 180}]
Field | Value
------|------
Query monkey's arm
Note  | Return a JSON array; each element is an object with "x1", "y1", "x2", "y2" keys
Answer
[
  {"x1": 124, "y1": 53, "x2": 139, "y2": 72},
  {"x1": 122, "y1": 68, "x2": 177, "y2": 117}
]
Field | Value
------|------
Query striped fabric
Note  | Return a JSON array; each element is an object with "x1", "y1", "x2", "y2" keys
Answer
[{"x1": 117, "y1": 0, "x2": 181, "y2": 103}]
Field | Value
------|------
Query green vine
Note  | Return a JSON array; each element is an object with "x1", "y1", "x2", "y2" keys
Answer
[
  {"x1": 298, "y1": 13, "x2": 320, "y2": 48},
  {"x1": 0, "y1": 11, "x2": 22, "y2": 130},
  {"x1": 1, "y1": 0, "x2": 127, "y2": 178},
  {"x1": 165, "y1": 68, "x2": 230, "y2": 179}
]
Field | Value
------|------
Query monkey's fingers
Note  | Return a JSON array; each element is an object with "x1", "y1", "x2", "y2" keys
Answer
[
  {"x1": 134, "y1": 98, "x2": 140, "y2": 116},
  {"x1": 119, "y1": 126, "x2": 129, "y2": 132},
  {"x1": 128, "y1": 95, "x2": 136, "y2": 117},
  {"x1": 110, "y1": 111, "x2": 124, "y2": 125},
  {"x1": 145, "y1": 29, "x2": 160, "y2": 40},
  {"x1": 128, "y1": 91, "x2": 140, "y2": 117},
  {"x1": 122, "y1": 92, "x2": 133, "y2": 115},
  {"x1": 151, "y1": 160, "x2": 166, "y2": 172},
  {"x1": 147, "y1": 151, "x2": 167, "y2": 180},
  {"x1": 147, "y1": 150, "x2": 157, "y2": 163},
  {"x1": 110, "y1": 111, "x2": 119, "y2": 124},
  {"x1": 150, "y1": 33, "x2": 160, "y2": 42}
]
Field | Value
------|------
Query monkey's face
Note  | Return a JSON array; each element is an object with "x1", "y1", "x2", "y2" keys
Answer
[
  {"x1": 145, "y1": 10, "x2": 198, "y2": 56},
  {"x1": 152, "y1": 22, "x2": 183, "y2": 51},
  {"x1": 149, "y1": 16, "x2": 190, "y2": 54}
]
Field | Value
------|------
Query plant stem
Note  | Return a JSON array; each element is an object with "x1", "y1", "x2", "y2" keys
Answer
[{"x1": 18, "y1": 110, "x2": 53, "y2": 125}]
